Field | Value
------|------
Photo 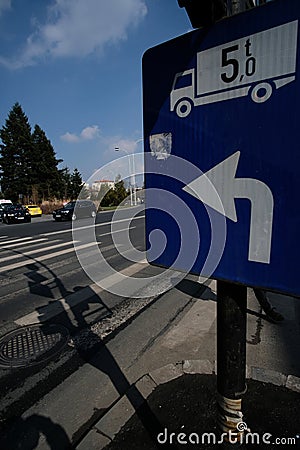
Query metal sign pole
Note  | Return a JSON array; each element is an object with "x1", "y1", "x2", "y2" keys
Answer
[
  {"x1": 216, "y1": 0, "x2": 248, "y2": 442},
  {"x1": 179, "y1": 0, "x2": 251, "y2": 441},
  {"x1": 217, "y1": 280, "x2": 247, "y2": 441}
]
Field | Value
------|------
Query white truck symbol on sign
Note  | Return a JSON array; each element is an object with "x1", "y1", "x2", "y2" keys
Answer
[{"x1": 170, "y1": 21, "x2": 298, "y2": 118}]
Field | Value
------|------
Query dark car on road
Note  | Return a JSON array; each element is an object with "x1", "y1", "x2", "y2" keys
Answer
[
  {"x1": 53, "y1": 200, "x2": 97, "y2": 221},
  {"x1": 0, "y1": 202, "x2": 13, "y2": 221},
  {"x1": 2, "y1": 204, "x2": 31, "y2": 224}
]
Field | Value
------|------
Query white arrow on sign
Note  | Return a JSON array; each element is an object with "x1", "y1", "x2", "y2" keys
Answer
[{"x1": 183, "y1": 151, "x2": 274, "y2": 264}]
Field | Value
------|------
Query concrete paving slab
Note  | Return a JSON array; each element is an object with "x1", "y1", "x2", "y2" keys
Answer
[
  {"x1": 135, "y1": 374, "x2": 157, "y2": 398},
  {"x1": 183, "y1": 359, "x2": 214, "y2": 375},
  {"x1": 286, "y1": 374, "x2": 300, "y2": 393},
  {"x1": 95, "y1": 395, "x2": 136, "y2": 440},
  {"x1": 250, "y1": 366, "x2": 287, "y2": 386},
  {"x1": 149, "y1": 363, "x2": 183, "y2": 385},
  {"x1": 76, "y1": 428, "x2": 111, "y2": 450}
]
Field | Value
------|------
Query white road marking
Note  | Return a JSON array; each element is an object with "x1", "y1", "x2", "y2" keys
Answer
[
  {"x1": 0, "y1": 238, "x2": 48, "y2": 249},
  {"x1": 0, "y1": 242, "x2": 97, "y2": 273},
  {"x1": 100, "y1": 226, "x2": 136, "y2": 237},
  {"x1": 0, "y1": 226, "x2": 136, "y2": 272},
  {"x1": 15, "y1": 260, "x2": 148, "y2": 325},
  {"x1": 42, "y1": 215, "x2": 145, "y2": 237},
  {"x1": 0, "y1": 240, "x2": 76, "y2": 264},
  {"x1": 0, "y1": 236, "x2": 34, "y2": 245}
]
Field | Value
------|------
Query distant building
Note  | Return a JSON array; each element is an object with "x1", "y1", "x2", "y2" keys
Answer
[{"x1": 92, "y1": 180, "x2": 115, "y2": 191}]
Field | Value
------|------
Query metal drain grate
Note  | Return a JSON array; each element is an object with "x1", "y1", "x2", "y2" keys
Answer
[{"x1": 0, "y1": 324, "x2": 69, "y2": 369}]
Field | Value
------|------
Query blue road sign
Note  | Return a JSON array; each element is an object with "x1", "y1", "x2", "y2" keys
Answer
[{"x1": 143, "y1": 0, "x2": 300, "y2": 297}]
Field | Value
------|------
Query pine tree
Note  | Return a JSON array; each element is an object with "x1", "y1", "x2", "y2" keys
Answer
[
  {"x1": 100, "y1": 175, "x2": 128, "y2": 207},
  {"x1": 0, "y1": 103, "x2": 33, "y2": 202},
  {"x1": 98, "y1": 182, "x2": 112, "y2": 206},
  {"x1": 97, "y1": 183, "x2": 111, "y2": 202},
  {"x1": 101, "y1": 188, "x2": 117, "y2": 207},
  {"x1": 57, "y1": 168, "x2": 85, "y2": 201},
  {"x1": 70, "y1": 168, "x2": 84, "y2": 200},
  {"x1": 78, "y1": 183, "x2": 90, "y2": 200},
  {"x1": 0, "y1": 103, "x2": 86, "y2": 203},
  {"x1": 31, "y1": 124, "x2": 63, "y2": 201},
  {"x1": 114, "y1": 174, "x2": 128, "y2": 204},
  {"x1": 58, "y1": 167, "x2": 72, "y2": 201}
]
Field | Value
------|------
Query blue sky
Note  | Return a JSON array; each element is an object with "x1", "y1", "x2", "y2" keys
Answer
[{"x1": 0, "y1": 0, "x2": 191, "y2": 183}]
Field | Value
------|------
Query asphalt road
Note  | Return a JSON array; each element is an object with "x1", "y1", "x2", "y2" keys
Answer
[
  {"x1": 1, "y1": 207, "x2": 300, "y2": 449},
  {"x1": 1, "y1": 204, "x2": 187, "y2": 428},
  {"x1": 0, "y1": 206, "x2": 146, "y2": 334}
]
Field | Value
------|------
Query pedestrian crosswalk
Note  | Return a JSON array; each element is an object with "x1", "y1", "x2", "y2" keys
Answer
[
  {"x1": 0, "y1": 234, "x2": 82, "y2": 273},
  {"x1": 0, "y1": 241, "x2": 100, "y2": 272},
  {"x1": 0, "y1": 235, "x2": 46, "y2": 244},
  {"x1": 0, "y1": 221, "x2": 151, "y2": 327},
  {"x1": 0, "y1": 237, "x2": 48, "y2": 249},
  {"x1": 0, "y1": 214, "x2": 194, "y2": 331},
  {"x1": 0, "y1": 223, "x2": 138, "y2": 273},
  {"x1": 0, "y1": 239, "x2": 64, "y2": 263}
]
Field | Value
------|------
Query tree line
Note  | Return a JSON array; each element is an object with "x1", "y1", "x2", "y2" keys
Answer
[{"x1": 0, "y1": 103, "x2": 85, "y2": 203}]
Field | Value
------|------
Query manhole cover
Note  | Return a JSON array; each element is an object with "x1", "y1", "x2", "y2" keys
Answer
[{"x1": 0, "y1": 324, "x2": 69, "y2": 369}]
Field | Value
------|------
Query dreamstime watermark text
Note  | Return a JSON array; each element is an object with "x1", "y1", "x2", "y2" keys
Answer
[{"x1": 157, "y1": 424, "x2": 299, "y2": 446}]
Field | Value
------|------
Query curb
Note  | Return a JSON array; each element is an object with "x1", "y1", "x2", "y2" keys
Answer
[{"x1": 76, "y1": 360, "x2": 300, "y2": 449}]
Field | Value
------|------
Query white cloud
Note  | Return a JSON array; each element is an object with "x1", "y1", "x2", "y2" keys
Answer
[
  {"x1": 0, "y1": 0, "x2": 11, "y2": 16},
  {"x1": 61, "y1": 125, "x2": 100, "y2": 143},
  {"x1": 114, "y1": 137, "x2": 143, "y2": 154},
  {"x1": 1, "y1": 0, "x2": 147, "y2": 68},
  {"x1": 61, "y1": 131, "x2": 80, "y2": 143},
  {"x1": 80, "y1": 125, "x2": 100, "y2": 140}
]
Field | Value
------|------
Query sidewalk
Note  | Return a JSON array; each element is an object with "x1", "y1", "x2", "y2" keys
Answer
[
  {"x1": 0, "y1": 282, "x2": 300, "y2": 449},
  {"x1": 77, "y1": 286, "x2": 300, "y2": 449},
  {"x1": 77, "y1": 361, "x2": 300, "y2": 450}
]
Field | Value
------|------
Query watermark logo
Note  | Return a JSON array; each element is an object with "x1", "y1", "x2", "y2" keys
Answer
[
  {"x1": 236, "y1": 421, "x2": 248, "y2": 432},
  {"x1": 72, "y1": 152, "x2": 227, "y2": 299},
  {"x1": 157, "y1": 424, "x2": 299, "y2": 446}
]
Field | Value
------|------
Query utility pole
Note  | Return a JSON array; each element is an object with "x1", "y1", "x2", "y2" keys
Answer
[
  {"x1": 177, "y1": 0, "x2": 252, "y2": 442},
  {"x1": 216, "y1": 281, "x2": 247, "y2": 441},
  {"x1": 217, "y1": 1, "x2": 249, "y2": 442}
]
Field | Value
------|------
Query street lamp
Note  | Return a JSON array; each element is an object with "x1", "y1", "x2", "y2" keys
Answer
[{"x1": 114, "y1": 138, "x2": 143, "y2": 207}]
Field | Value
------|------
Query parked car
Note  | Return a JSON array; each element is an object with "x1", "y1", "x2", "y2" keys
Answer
[
  {"x1": 25, "y1": 204, "x2": 42, "y2": 217},
  {"x1": 0, "y1": 201, "x2": 13, "y2": 221},
  {"x1": 2, "y1": 204, "x2": 31, "y2": 224},
  {"x1": 0, "y1": 199, "x2": 12, "y2": 205},
  {"x1": 53, "y1": 200, "x2": 96, "y2": 221}
]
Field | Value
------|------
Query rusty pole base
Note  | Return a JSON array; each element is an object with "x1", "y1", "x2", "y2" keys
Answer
[{"x1": 217, "y1": 394, "x2": 249, "y2": 444}]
